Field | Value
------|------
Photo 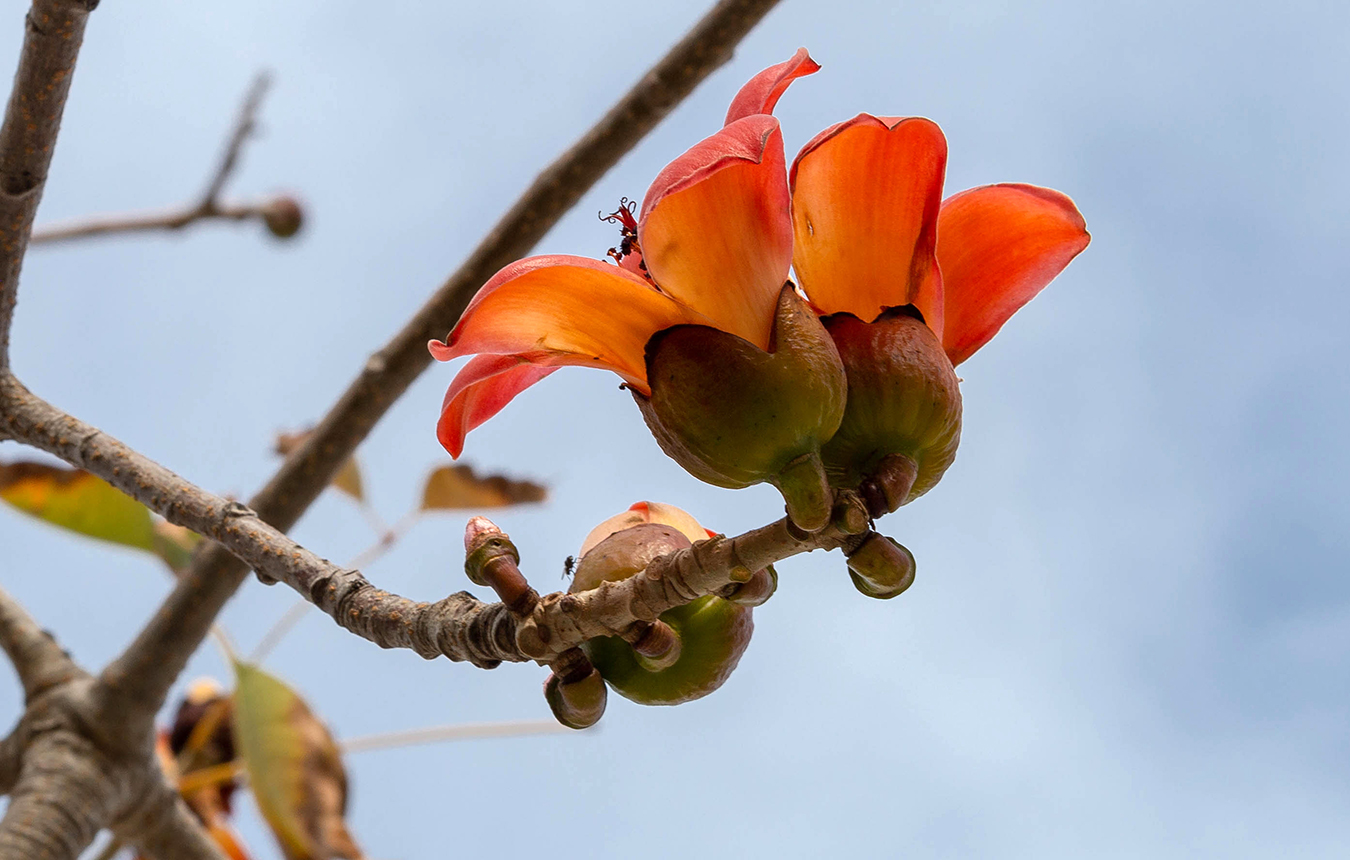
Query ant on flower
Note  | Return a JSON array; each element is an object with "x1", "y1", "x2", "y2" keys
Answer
[{"x1": 599, "y1": 197, "x2": 655, "y2": 284}]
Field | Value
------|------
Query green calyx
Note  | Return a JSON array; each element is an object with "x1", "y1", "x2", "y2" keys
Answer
[
  {"x1": 820, "y1": 308, "x2": 963, "y2": 516},
  {"x1": 633, "y1": 284, "x2": 846, "y2": 531},
  {"x1": 569, "y1": 524, "x2": 753, "y2": 706}
]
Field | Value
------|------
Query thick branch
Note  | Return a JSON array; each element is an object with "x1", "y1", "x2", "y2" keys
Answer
[
  {"x1": 112, "y1": 778, "x2": 227, "y2": 860},
  {"x1": 0, "y1": 0, "x2": 96, "y2": 367},
  {"x1": 0, "y1": 729, "x2": 115, "y2": 860},
  {"x1": 0, "y1": 584, "x2": 79, "y2": 702},
  {"x1": 29, "y1": 72, "x2": 287, "y2": 246},
  {"x1": 87, "y1": 0, "x2": 783, "y2": 726},
  {"x1": 0, "y1": 729, "x2": 21, "y2": 794},
  {"x1": 0, "y1": 375, "x2": 855, "y2": 670}
]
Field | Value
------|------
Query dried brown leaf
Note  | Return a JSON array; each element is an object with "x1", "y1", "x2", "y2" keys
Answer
[{"x1": 420, "y1": 463, "x2": 547, "y2": 511}]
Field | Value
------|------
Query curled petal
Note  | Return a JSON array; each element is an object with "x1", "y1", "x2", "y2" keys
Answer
[
  {"x1": 936, "y1": 183, "x2": 1090, "y2": 365},
  {"x1": 723, "y1": 48, "x2": 820, "y2": 125},
  {"x1": 436, "y1": 355, "x2": 560, "y2": 458},
  {"x1": 637, "y1": 115, "x2": 792, "y2": 349},
  {"x1": 790, "y1": 115, "x2": 947, "y2": 331},
  {"x1": 431, "y1": 255, "x2": 708, "y2": 383}
]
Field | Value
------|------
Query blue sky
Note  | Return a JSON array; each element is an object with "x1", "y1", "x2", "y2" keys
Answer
[{"x1": 2, "y1": 0, "x2": 1347, "y2": 857}]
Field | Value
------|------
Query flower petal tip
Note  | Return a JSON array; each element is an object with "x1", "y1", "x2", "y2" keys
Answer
[
  {"x1": 428, "y1": 338, "x2": 455, "y2": 362},
  {"x1": 724, "y1": 48, "x2": 821, "y2": 125}
]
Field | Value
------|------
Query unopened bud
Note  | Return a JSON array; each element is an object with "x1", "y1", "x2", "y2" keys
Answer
[
  {"x1": 262, "y1": 195, "x2": 304, "y2": 239},
  {"x1": 544, "y1": 667, "x2": 606, "y2": 729},
  {"x1": 845, "y1": 532, "x2": 916, "y2": 600},
  {"x1": 821, "y1": 308, "x2": 962, "y2": 514},
  {"x1": 634, "y1": 285, "x2": 845, "y2": 532}
]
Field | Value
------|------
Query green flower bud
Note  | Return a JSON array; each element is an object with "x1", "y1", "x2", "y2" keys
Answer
[
  {"x1": 570, "y1": 522, "x2": 753, "y2": 706},
  {"x1": 820, "y1": 308, "x2": 963, "y2": 516},
  {"x1": 633, "y1": 285, "x2": 846, "y2": 531}
]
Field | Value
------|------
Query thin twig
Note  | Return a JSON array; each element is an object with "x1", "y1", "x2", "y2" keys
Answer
[
  {"x1": 0, "y1": 0, "x2": 98, "y2": 368},
  {"x1": 77, "y1": 0, "x2": 784, "y2": 730},
  {"x1": 341, "y1": 719, "x2": 572, "y2": 754},
  {"x1": 30, "y1": 72, "x2": 283, "y2": 246},
  {"x1": 246, "y1": 599, "x2": 310, "y2": 665},
  {"x1": 30, "y1": 201, "x2": 274, "y2": 245},
  {"x1": 198, "y1": 73, "x2": 270, "y2": 207},
  {"x1": 248, "y1": 509, "x2": 420, "y2": 664}
]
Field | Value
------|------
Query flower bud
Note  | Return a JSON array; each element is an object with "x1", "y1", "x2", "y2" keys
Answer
[
  {"x1": 544, "y1": 666, "x2": 607, "y2": 729},
  {"x1": 633, "y1": 285, "x2": 846, "y2": 531},
  {"x1": 820, "y1": 308, "x2": 962, "y2": 516},
  {"x1": 845, "y1": 532, "x2": 916, "y2": 599},
  {"x1": 261, "y1": 195, "x2": 304, "y2": 239},
  {"x1": 570, "y1": 506, "x2": 754, "y2": 706}
]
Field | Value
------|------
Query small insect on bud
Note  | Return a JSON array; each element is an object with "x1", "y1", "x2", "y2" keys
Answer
[{"x1": 261, "y1": 195, "x2": 304, "y2": 239}]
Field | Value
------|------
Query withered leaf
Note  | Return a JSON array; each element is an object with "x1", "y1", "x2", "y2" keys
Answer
[
  {"x1": 420, "y1": 463, "x2": 547, "y2": 511},
  {"x1": 275, "y1": 430, "x2": 364, "y2": 502},
  {"x1": 0, "y1": 460, "x2": 156, "y2": 552},
  {"x1": 231, "y1": 661, "x2": 363, "y2": 860}
]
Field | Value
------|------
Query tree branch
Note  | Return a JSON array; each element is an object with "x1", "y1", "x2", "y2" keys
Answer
[
  {"x1": 0, "y1": 729, "x2": 117, "y2": 860},
  {"x1": 28, "y1": 72, "x2": 296, "y2": 246},
  {"x1": 0, "y1": 373, "x2": 861, "y2": 670},
  {"x1": 111, "y1": 777, "x2": 227, "y2": 860},
  {"x1": 0, "y1": 0, "x2": 96, "y2": 368},
  {"x1": 0, "y1": 584, "x2": 79, "y2": 703},
  {"x1": 79, "y1": 0, "x2": 784, "y2": 728},
  {"x1": 0, "y1": 729, "x2": 21, "y2": 794}
]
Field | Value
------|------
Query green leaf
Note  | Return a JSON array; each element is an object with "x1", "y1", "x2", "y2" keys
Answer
[
  {"x1": 0, "y1": 460, "x2": 155, "y2": 552},
  {"x1": 231, "y1": 661, "x2": 363, "y2": 860}
]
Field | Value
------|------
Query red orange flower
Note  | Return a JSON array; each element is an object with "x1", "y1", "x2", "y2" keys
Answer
[{"x1": 430, "y1": 48, "x2": 1088, "y2": 459}]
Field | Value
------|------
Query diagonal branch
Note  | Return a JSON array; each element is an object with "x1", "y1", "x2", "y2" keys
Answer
[
  {"x1": 0, "y1": 0, "x2": 97, "y2": 368},
  {"x1": 28, "y1": 72, "x2": 297, "y2": 245},
  {"x1": 79, "y1": 0, "x2": 783, "y2": 731},
  {"x1": 197, "y1": 72, "x2": 270, "y2": 208},
  {"x1": 0, "y1": 373, "x2": 857, "y2": 671},
  {"x1": 0, "y1": 584, "x2": 79, "y2": 703}
]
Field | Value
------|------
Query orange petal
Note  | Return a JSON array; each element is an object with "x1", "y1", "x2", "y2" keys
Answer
[
  {"x1": 936, "y1": 183, "x2": 1090, "y2": 365},
  {"x1": 637, "y1": 115, "x2": 792, "y2": 349},
  {"x1": 436, "y1": 355, "x2": 560, "y2": 458},
  {"x1": 723, "y1": 48, "x2": 820, "y2": 125},
  {"x1": 431, "y1": 255, "x2": 708, "y2": 382},
  {"x1": 790, "y1": 115, "x2": 947, "y2": 330}
]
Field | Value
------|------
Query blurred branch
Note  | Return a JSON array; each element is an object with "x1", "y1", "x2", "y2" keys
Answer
[
  {"x1": 0, "y1": 729, "x2": 21, "y2": 794},
  {"x1": 198, "y1": 73, "x2": 270, "y2": 206},
  {"x1": 29, "y1": 72, "x2": 303, "y2": 245},
  {"x1": 0, "y1": 0, "x2": 97, "y2": 369},
  {"x1": 77, "y1": 0, "x2": 784, "y2": 733},
  {"x1": 0, "y1": 582, "x2": 220, "y2": 859},
  {"x1": 341, "y1": 719, "x2": 571, "y2": 753},
  {"x1": 0, "y1": 584, "x2": 78, "y2": 703}
]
